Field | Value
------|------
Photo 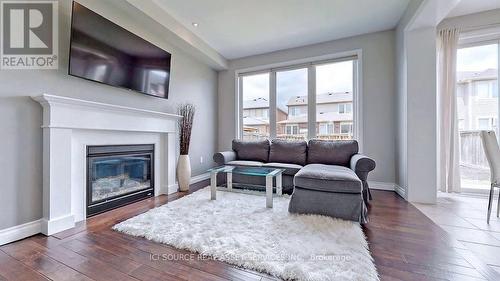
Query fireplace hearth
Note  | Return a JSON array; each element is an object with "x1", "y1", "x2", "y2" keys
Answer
[{"x1": 87, "y1": 144, "x2": 154, "y2": 217}]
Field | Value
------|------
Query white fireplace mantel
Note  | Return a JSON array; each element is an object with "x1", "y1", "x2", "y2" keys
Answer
[{"x1": 33, "y1": 94, "x2": 182, "y2": 235}]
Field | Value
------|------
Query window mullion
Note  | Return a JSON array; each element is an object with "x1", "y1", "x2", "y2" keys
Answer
[
  {"x1": 353, "y1": 59, "x2": 361, "y2": 148},
  {"x1": 237, "y1": 76, "x2": 243, "y2": 139},
  {"x1": 307, "y1": 65, "x2": 316, "y2": 139},
  {"x1": 269, "y1": 71, "x2": 277, "y2": 139}
]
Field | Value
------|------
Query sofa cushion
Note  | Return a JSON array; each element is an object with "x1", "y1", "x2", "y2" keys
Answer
[
  {"x1": 227, "y1": 160, "x2": 263, "y2": 167},
  {"x1": 232, "y1": 139, "x2": 269, "y2": 162},
  {"x1": 262, "y1": 162, "x2": 303, "y2": 176},
  {"x1": 269, "y1": 139, "x2": 307, "y2": 165},
  {"x1": 294, "y1": 164, "x2": 362, "y2": 194},
  {"x1": 307, "y1": 139, "x2": 359, "y2": 166}
]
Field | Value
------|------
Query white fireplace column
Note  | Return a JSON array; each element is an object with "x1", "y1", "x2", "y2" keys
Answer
[{"x1": 33, "y1": 94, "x2": 181, "y2": 235}]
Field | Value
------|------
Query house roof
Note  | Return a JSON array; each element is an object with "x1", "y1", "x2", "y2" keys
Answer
[
  {"x1": 457, "y1": 69, "x2": 497, "y2": 83},
  {"x1": 277, "y1": 112, "x2": 353, "y2": 124},
  {"x1": 243, "y1": 116, "x2": 269, "y2": 126},
  {"x1": 243, "y1": 97, "x2": 287, "y2": 113},
  {"x1": 287, "y1": 92, "x2": 353, "y2": 106},
  {"x1": 243, "y1": 97, "x2": 269, "y2": 109}
]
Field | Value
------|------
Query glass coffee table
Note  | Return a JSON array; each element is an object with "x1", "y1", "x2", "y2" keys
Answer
[{"x1": 208, "y1": 166, "x2": 284, "y2": 208}]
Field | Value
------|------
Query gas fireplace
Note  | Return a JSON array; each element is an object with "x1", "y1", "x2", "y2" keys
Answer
[{"x1": 86, "y1": 144, "x2": 154, "y2": 217}]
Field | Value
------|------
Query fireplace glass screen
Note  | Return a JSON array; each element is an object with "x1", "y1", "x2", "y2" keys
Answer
[
  {"x1": 87, "y1": 144, "x2": 154, "y2": 217},
  {"x1": 90, "y1": 155, "x2": 151, "y2": 202}
]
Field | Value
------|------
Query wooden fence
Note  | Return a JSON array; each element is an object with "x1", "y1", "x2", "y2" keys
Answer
[{"x1": 460, "y1": 130, "x2": 488, "y2": 168}]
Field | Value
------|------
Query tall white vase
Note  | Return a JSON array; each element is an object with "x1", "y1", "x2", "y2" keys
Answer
[{"x1": 177, "y1": 154, "x2": 191, "y2": 191}]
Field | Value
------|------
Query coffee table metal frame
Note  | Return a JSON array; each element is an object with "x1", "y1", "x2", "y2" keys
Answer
[{"x1": 209, "y1": 166, "x2": 283, "y2": 208}]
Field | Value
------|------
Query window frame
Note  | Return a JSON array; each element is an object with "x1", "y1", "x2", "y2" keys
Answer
[
  {"x1": 285, "y1": 124, "x2": 299, "y2": 135},
  {"x1": 476, "y1": 116, "x2": 497, "y2": 130},
  {"x1": 338, "y1": 102, "x2": 353, "y2": 114},
  {"x1": 235, "y1": 50, "x2": 363, "y2": 150},
  {"x1": 340, "y1": 122, "x2": 353, "y2": 135}
]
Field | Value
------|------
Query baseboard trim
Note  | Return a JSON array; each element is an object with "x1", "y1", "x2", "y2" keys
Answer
[
  {"x1": 0, "y1": 219, "x2": 42, "y2": 246},
  {"x1": 190, "y1": 172, "x2": 211, "y2": 184},
  {"x1": 369, "y1": 181, "x2": 396, "y2": 191},
  {"x1": 42, "y1": 214, "x2": 75, "y2": 236},
  {"x1": 394, "y1": 184, "x2": 407, "y2": 199},
  {"x1": 168, "y1": 172, "x2": 211, "y2": 194}
]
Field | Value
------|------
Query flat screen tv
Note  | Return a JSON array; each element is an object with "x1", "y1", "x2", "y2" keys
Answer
[{"x1": 69, "y1": 2, "x2": 171, "y2": 99}]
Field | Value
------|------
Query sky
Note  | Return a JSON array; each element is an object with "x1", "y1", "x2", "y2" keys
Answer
[
  {"x1": 457, "y1": 44, "x2": 498, "y2": 72},
  {"x1": 242, "y1": 61, "x2": 354, "y2": 109}
]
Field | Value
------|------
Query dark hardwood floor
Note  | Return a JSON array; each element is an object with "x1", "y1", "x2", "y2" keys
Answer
[{"x1": 1, "y1": 182, "x2": 499, "y2": 281}]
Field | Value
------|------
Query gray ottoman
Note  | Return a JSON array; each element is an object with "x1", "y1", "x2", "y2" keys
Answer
[{"x1": 288, "y1": 164, "x2": 367, "y2": 223}]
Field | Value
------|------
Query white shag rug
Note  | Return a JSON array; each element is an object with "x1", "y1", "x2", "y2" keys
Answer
[{"x1": 113, "y1": 187, "x2": 379, "y2": 281}]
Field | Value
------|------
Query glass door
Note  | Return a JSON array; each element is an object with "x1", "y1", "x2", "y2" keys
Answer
[{"x1": 456, "y1": 42, "x2": 499, "y2": 192}]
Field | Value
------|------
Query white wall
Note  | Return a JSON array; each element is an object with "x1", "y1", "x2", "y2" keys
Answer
[
  {"x1": 0, "y1": 0, "x2": 218, "y2": 230},
  {"x1": 395, "y1": 0, "x2": 424, "y2": 199},
  {"x1": 395, "y1": 0, "x2": 461, "y2": 203},
  {"x1": 218, "y1": 30, "x2": 397, "y2": 184},
  {"x1": 395, "y1": 0, "x2": 440, "y2": 204},
  {"x1": 406, "y1": 27, "x2": 437, "y2": 203}
]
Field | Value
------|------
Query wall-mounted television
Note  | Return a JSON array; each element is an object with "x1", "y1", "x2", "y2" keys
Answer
[{"x1": 69, "y1": 2, "x2": 171, "y2": 99}]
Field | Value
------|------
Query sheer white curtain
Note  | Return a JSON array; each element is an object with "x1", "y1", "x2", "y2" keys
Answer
[{"x1": 438, "y1": 28, "x2": 461, "y2": 193}]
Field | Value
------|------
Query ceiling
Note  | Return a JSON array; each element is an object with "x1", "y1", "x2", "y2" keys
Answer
[
  {"x1": 153, "y1": 0, "x2": 410, "y2": 59},
  {"x1": 447, "y1": 0, "x2": 500, "y2": 18}
]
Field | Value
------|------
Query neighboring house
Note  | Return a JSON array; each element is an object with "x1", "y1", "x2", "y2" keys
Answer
[
  {"x1": 456, "y1": 69, "x2": 498, "y2": 172},
  {"x1": 277, "y1": 92, "x2": 353, "y2": 139},
  {"x1": 242, "y1": 97, "x2": 287, "y2": 138},
  {"x1": 457, "y1": 69, "x2": 498, "y2": 133}
]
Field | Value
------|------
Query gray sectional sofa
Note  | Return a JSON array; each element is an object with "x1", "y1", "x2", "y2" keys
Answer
[{"x1": 213, "y1": 139, "x2": 376, "y2": 223}]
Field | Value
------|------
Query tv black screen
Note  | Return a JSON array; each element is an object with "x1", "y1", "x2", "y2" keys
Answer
[{"x1": 69, "y1": 2, "x2": 171, "y2": 99}]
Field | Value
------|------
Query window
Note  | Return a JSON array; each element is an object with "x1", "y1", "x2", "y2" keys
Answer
[
  {"x1": 276, "y1": 68, "x2": 308, "y2": 140},
  {"x1": 475, "y1": 81, "x2": 498, "y2": 98},
  {"x1": 316, "y1": 60, "x2": 355, "y2": 140},
  {"x1": 340, "y1": 122, "x2": 353, "y2": 135},
  {"x1": 241, "y1": 73, "x2": 270, "y2": 140},
  {"x1": 319, "y1": 123, "x2": 334, "y2": 135},
  {"x1": 288, "y1": 106, "x2": 300, "y2": 116},
  {"x1": 456, "y1": 42, "x2": 499, "y2": 191},
  {"x1": 338, "y1": 103, "x2": 352, "y2": 114},
  {"x1": 477, "y1": 117, "x2": 497, "y2": 130},
  {"x1": 238, "y1": 55, "x2": 358, "y2": 142},
  {"x1": 478, "y1": 118, "x2": 491, "y2": 130},
  {"x1": 285, "y1": 125, "x2": 299, "y2": 135}
]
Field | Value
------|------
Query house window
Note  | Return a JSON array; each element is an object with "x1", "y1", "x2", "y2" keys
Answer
[
  {"x1": 319, "y1": 123, "x2": 334, "y2": 135},
  {"x1": 477, "y1": 117, "x2": 497, "y2": 130},
  {"x1": 285, "y1": 125, "x2": 299, "y2": 135},
  {"x1": 475, "y1": 81, "x2": 498, "y2": 98},
  {"x1": 338, "y1": 103, "x2": 352, "y2": 114},
  {"x1": 238, "y1": 55, "x2": 358, "y2": 142},
  {"x1": 289, "y1": 107, "x2": 301, "y2": 116},
  {"x1": 478, "y1": 118, "x2": 490, "y2": 130},
  {"x1": 340, "y1": 122, "x2": 353, "y2": 135}
]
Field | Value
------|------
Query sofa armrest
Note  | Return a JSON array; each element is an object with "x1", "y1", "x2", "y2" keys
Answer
[
  {"x1": 213, "y1": 151, "x2": 237, "y2": 166},
  {"x1": 350, "y1": 154, "x2": 376, "y2": 181}
]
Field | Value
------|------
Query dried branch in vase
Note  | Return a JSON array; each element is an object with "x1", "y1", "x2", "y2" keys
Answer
[{"x1": 177, "y1": 103, "x2": 195, "y2": 155}]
